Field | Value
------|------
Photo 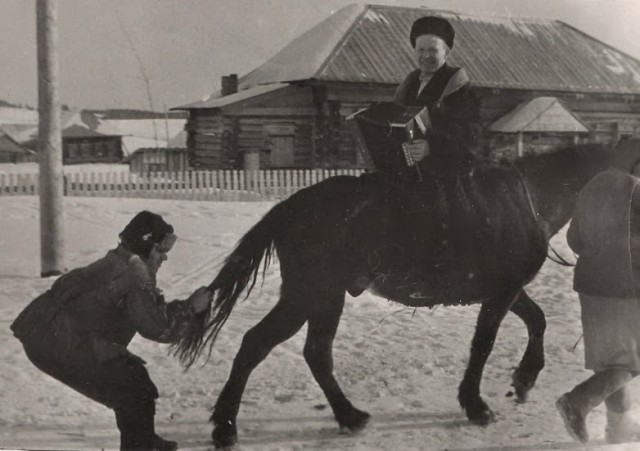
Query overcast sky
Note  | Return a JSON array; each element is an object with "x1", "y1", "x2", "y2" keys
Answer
[{"x1": 2, "y1": 0, "x2": 640, "y2": 110}]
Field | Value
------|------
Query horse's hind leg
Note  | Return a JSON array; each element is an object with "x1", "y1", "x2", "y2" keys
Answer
[
  {"x1": 211, "y1": 296, "x2": 307, "y2": 448},
  {"x1": 458, "y1": 289, "x2": 519, "y2": 425},
  {"x1": 509, "y1": 289, "x2": 546, "y2": 403},
  {"x1": 303, "y1": 290, "x2": 370, "y2": 432}
]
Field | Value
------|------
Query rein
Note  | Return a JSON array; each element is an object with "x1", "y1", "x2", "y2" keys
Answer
[
  {"x1": 515, "y1": 167, "x2": 576, "y2": 267},
  {"x1": 547, "y1": 246, "x2": 576, "y2": 267}
]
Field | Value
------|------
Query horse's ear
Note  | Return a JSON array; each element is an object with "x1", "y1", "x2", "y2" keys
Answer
[{"x1": 612, "y1": 139, "x2": 640, "y2": 173}]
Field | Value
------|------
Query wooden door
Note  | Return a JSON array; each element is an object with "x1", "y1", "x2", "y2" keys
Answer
[{"x1": 270, "y1": 135, "x2": 294, "y2": 167}]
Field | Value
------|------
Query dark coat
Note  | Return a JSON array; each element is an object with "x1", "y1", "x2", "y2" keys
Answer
[
  {"x1": 568, "y1": 168, "x2": 640, "y2": 299},
  {"x1": 394, "y1": 63, "x2": 480, "y2": 174},
  {"x1": 11, "y1": 245, "x2": 194, "y2": 409}
]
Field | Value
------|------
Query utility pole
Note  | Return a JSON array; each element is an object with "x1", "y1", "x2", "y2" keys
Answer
[{"x1": 36, "y1": 0, "x2": 65, "y2": 277}]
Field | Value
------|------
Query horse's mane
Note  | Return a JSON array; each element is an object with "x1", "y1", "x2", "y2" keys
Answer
[
  {"x1": 511, "y1": 143, "x2": 614, "y2": 235},
  {"x1": 515, "y1": 143, "x2": 612, "y2": 182}
]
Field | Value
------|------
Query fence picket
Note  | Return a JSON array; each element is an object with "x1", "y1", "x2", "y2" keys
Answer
[{"x1": 0, "y1": 168, "x2": 368, "y2": 200}]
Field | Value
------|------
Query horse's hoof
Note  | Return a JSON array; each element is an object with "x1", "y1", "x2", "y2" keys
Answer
[
  {"x1": 464, "y1": 400, "x2": 496, "y2": 426},
  {"x1": 512, "y1": 381, "x2": 530, "y2": 403},
  {"x1": 338, "y1": 408, "x2": 371, "y2": 433},
  {"x1": 468, "y1": 408, "x2": 496, "y2": 426},
  {"x1": 212, "y1": 420, "x2": 238, "y2": 449},
  {"x1": 511, "y1": 368, "x2": 536, "y2": 403}
]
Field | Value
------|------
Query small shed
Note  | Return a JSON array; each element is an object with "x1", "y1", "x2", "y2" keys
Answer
[{"x1": 489, "y1": 97, "x2": 590, "y2": 159}]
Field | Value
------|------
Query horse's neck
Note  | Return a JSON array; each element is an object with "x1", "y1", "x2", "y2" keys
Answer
[
  {"x1": 519, "y1": 147, "x2": 611, "y2": 237},
  {"x1": 532, "y1": 183, "x2": 578, "y2": 237}
]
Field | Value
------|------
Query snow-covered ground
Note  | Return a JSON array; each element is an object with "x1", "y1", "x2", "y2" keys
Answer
[{"x1": 1, "y1": 196, "x2": 639, "y2": 451}]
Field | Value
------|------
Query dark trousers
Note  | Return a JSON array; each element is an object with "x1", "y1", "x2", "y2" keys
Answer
[{"x1": 22, "y1": 340, "x2": 159, "y2": 450}]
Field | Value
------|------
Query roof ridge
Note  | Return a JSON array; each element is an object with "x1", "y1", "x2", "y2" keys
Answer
[
  {"x1": 523, "y1": 97, "x2": 558, "y2": 129},
  {"x1": 368, "y1": 3, "x2": 558, "y2": 25}
]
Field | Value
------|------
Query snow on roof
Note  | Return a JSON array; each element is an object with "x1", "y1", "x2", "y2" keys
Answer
[
  {"x1": 0, "y1": 107, "x2": 38, "y2": 126},
  {"x1": 239, "y1": 5, "x2": 366, "y2": 88},
  {"x1": 0, "y1": 124, "x2": 38, "y2": 144},
  {"x1": 0, "y1": 131, "x2": 33, "y2": 154},
  {"x1": 174, "y1": 83, "x2": 288, "y2": 110},
  {"x1": 105, "y1": 118, "x2": 186, "y2": 141},
  {"x1": 490, "y1": 97, "x2": 589, "y2": 133}
]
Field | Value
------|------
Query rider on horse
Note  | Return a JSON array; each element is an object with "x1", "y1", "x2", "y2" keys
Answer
[
  {"x1": 347, "y1": 16, "x2": 546, "y2": 301},
  {"x1": 394, "y1": 15, "x2": 481, "y2": 177}
]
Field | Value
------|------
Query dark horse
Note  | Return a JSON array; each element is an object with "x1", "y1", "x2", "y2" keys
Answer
[{"x1": 172, "y1": 140, "x2": 640, "y2": 448}]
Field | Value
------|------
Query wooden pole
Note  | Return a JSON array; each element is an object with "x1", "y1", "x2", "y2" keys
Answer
[
  {"x1": 37, "y1": 0, "x2": 65, "y2": 277},
  {"x1": 516, "y1": 132, "x2": 524, "y2": 158}
]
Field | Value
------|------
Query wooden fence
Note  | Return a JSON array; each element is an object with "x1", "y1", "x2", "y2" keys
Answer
[{"x1": 0, "y1": 169, "x2": 365, "y2": 201}]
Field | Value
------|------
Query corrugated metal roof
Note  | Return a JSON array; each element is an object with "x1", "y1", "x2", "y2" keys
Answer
[
  {"x1": 232, "y1": 4, "x2": 640, "y2": 95},
  {"x1": 490, "y1": 97, "x2": 589, "y2": 133}
]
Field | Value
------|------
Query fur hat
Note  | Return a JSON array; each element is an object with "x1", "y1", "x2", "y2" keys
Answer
[
  {"x1": 410, "y1": 16, "x2": 455, "y2": 49},
  {"x1": 119, "y1": 210, "x2": 174, "y2": 259}
]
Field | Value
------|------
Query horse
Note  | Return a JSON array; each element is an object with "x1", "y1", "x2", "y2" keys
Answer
[{"x1": 172, "y1": 140, "x2": 639, "y2": 448}]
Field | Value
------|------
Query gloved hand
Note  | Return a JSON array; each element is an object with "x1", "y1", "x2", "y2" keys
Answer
[
  {"x1": 187, "y1": 286, "x2": 212, "y2": 313},
  {"x1": 402, "y1": 139, "x2": 430, "y2": 164}
]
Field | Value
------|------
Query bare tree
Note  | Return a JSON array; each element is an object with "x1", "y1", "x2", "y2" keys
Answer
[{"x1": 115, "y1": 9, "x2": 159, "y2": 147}]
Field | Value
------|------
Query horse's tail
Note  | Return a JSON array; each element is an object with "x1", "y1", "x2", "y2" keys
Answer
[{"x1": 171, "y1": 203, "x2": 282, "y2": 368}]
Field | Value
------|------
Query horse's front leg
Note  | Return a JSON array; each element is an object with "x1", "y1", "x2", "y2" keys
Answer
[
  {"x1": 509, "y1": 289, "x2": 546, "y2": 403},
  {"x1": 458, "y1": 290, "x2": 519, "y2": 425}
]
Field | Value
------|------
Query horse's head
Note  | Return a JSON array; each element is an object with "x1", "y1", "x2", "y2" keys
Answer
[{"x1": 611, "y1": 138, "x2": 640, "y2": 174}]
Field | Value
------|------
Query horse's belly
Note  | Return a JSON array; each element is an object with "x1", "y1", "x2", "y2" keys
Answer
[{"x1": 362, "y1": 258, "x2": 542, "y2": 308}]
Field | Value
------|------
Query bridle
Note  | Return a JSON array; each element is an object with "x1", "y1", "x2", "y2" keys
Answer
[{"x1": 515, "y1": 167, "x2": 576, "y2": 267}]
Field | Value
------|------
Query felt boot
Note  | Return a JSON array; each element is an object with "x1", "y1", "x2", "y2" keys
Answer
[
  {"x1": 557, "y1": 369, "x2": 632, "y2": 443},
  {"x1": 556, "y1": 393, "x2": 589, "y2": 443},
  {"x1": 605, "y1": 410, "x2": 640, "y2": 444}
]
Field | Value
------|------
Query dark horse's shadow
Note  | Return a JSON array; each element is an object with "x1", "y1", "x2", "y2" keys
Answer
[
  {"x1": 230, "y1": 410, "x2": 469, "y2": 447},
  {"x1": 172, "y1": 140, "x2": 640, "y2": 448}
]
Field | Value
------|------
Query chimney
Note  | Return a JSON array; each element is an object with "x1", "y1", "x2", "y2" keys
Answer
[{"x1": 221, "y1": 74, "x2": 238, "y2": 96}]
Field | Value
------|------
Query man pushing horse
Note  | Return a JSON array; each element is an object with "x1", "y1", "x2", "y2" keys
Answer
[{"x1": 11, "y1": 211, "x2": 212, "y2": 451}]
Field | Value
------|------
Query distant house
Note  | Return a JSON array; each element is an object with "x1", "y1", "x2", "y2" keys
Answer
[
  {"x1": 2, "y1": 110, "x2": 124, "y2": 164},
  {"x1": 59, "y1": 111, "x2": 123, "y2": 164},
  {"x1": 175, "y1": 4, "x2": 640, "y2": 169},
  {"x1": 0, "y1": 131, "x2": 35, "y2": 163}
]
